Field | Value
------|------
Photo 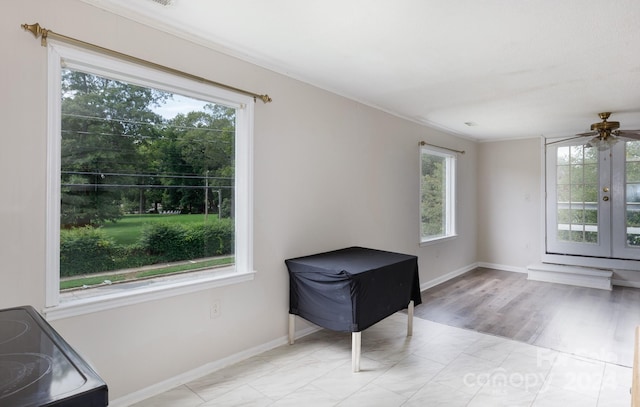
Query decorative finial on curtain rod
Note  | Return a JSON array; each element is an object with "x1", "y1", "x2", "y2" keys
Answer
[{"x1": 21, "y1": 23, "x2": 49, "y2": 46}]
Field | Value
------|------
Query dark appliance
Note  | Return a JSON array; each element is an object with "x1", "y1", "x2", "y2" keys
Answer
[{"x1": 0, "y1": 305, "x2": 108, "y2": 406}]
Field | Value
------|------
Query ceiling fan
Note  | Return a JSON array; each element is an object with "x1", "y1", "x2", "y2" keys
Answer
[
  {"x1": 546, "y1": 112, "x2": 640, "y2": 150},
  {"x1": 578, "y1": 112, "x2": 640, "y2": 151}
]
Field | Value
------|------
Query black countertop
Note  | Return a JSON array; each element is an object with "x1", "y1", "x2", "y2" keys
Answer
[{"x1": 0, "y1": 305, "x2": 108, "y2": 406}]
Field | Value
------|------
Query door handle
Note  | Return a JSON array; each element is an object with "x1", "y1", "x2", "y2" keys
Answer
[{"x1": 603, "y1": 196, "x2": 609, "y2": 201}]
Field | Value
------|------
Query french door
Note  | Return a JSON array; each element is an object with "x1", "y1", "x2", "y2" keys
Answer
[{"x1": 546, "y1": 139, "x2": 640, "y2": 260}]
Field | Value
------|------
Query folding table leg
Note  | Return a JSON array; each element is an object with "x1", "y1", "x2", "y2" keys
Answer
[
  {"x1": 407, "y1": 300, "x2": 414, "y2": 337},
  {"x1": 352, "y1": 332, "x2": 361, "y2": 372},
  {"x1": 288, "y1": 314, "x2": 295, "y2": 345}
]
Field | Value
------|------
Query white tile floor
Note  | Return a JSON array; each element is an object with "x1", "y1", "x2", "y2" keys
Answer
[{"x1": 131, "y1": 313, "x2": 632, "y2": 406}]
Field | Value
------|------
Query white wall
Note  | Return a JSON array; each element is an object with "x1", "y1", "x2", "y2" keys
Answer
[
  {"x1": 477, "y1": 138, "x2": 542, "y2": 270},
  {"x1": 2, "y1": 0, "x2": 478, "y2": 401}
]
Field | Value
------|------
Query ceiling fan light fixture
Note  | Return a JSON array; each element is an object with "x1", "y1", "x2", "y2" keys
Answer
[{"x1": 588, "y1": 134, "x2": 619, "y2": 151}]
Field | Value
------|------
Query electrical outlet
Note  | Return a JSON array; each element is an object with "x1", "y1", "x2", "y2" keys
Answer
[{"x1": 210, "y1": 300, "x2": 221, "y2": 319}]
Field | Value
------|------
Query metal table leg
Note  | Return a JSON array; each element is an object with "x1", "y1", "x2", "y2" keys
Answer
[{"x1": 352, "y1": 332, "x2": 361, "y2": 372}]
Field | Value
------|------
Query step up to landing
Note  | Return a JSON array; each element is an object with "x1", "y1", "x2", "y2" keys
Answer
[{"x1": 527, "y1": 263, "x2": 612, "y2": 290}]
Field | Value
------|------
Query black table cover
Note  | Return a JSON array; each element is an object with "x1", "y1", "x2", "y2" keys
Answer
[{"x1": 286, "y1": 246, "x2": 421, "y2": 332}]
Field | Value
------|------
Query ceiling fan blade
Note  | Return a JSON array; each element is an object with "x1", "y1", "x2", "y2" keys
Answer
[
  {"x1": 576, "y1": 131, "x2": 598, "y2": 137},
  {"x1": 545, "y1": 134, "x2": 591, "y2": 146},
  {"x1": 617, "y1": 130, "x2": 640, "y2": 141}
]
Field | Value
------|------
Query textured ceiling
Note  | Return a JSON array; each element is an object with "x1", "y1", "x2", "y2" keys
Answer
[{"x1": 83, "y1": 0, "x2": 640, "y2": 141}]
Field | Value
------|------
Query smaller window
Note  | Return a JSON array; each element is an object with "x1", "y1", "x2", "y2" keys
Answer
[{"x1": 420, "y1": 147, "x2": 456, "y2": 243}]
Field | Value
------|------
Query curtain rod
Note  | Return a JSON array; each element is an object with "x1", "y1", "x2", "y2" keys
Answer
[
  {"x1": 21, "y1": 23, "x2": 272, "y2": 104},
  {"x1": 419, "y1": 141, "x2": 465, "y2": 155}
]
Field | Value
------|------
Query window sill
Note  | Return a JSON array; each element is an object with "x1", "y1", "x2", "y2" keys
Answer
[
  {"x1": 43, "y1": 267, "x2": 256, "y2": 321},
  {"x1": 420, "y1": 234, "x2": 458, "y2": 247}
]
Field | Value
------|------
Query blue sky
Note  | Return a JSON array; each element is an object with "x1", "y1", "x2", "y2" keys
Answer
[{"x1": 153, "y1": 93, "x2": 210, "y2": 120}]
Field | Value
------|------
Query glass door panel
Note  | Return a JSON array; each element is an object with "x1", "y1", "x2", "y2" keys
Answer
[
  {"x1": 554, "y1": 145, "x2": 599, "y2": 245},
  {"x1": 611, "y1": 140, "x2": 640, "y2": 259},
  {"x1": 546, "y1": 140, "x2": 611, "y2": 257},
  {"x1": 626, "y1": 142, "x2": 640, "y2": 246}
]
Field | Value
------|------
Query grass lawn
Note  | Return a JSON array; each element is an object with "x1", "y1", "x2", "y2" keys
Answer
[
  {"x1": 100, "y1": 213, "x2": 219, "y2": 245},
  {"x1": 60, "y1": 213, "x2": 233, "y2": 289},
  {"x1": 60, "y1": 256, "x2": 234, "y2": 290}
]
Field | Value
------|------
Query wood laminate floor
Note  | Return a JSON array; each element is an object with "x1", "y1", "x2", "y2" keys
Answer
[{"x1": 413, "y1": 268, "x2": 640, "y2": 367}]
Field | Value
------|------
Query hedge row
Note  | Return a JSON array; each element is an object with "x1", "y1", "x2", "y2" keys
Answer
[
  {"x1": 60, "y1": 220, "x2": 234, "y2": 276},
  {"x1": 139, "y1": 220, "x2": 233, "y2": 261}
]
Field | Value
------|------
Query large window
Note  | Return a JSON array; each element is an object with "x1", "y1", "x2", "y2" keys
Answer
[
  {"x1": 420, "y1": 147, "x2": 456, "y2": 243},
  {"x1": 46, "y1": 43, "x2": 254, "y2": 317}
]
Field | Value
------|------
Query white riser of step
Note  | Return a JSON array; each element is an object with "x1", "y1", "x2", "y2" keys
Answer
[{"x1": 527, "y1": 263, "x2": 612, "y2": 290}]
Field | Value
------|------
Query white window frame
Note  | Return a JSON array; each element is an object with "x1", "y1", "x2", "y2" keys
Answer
[
  {"x1": 419, "y1": 146, "x2": 457, "y2": 245},
  {"x1": 45, "y1": 42, "x2": 255, "y2": 320}
]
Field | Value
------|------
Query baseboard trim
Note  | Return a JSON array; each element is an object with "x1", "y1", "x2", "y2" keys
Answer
[
  {"x1": 477, "y1": 262, "x2": 528, "y2": 274},
  {"x1": 420, "y1": 263, "x2": 478, "y2": 292},
  {"x1": 109, "y1": 325, "x2": 320, "y2": 407},
  {"x1": 421, "y1": 262, "x2": 629, "y2": 290}
]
